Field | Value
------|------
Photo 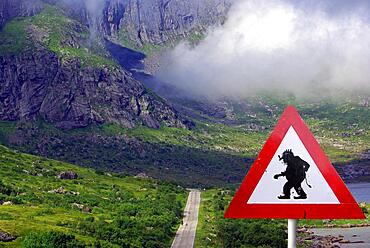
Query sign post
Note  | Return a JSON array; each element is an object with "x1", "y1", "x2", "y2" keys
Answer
[
  {"x1": 224, "y1": 105, "x2": 365, "y2": 247},
  {"x1": 288, "y1": 219, "x2": 297, "y2": 248}
]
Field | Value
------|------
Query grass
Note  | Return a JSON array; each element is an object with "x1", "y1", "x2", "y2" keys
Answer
[
  {"x1": 0, "y1": 144, "x2": 187, "y2": 246},
  {"x1": 117, "y1": 25, "x2": 206, "y2": 56},
  {"x1": 0, "y1": 121, "x2": 16, "y2": 143},
  {"x1": 0, "y1": 95, "x2": 367, "y2": 187},
  {"x1": 0, "y1": 5, "x2": 118, "y2": 69},
  {"x1": 32, "y1": 5, "x2": 117, "y2": 69},
  {"x1": 195, "y1": 189, "x2": 288, "y2": 247},
  {"x1": 0, "y1": 18, "x2": 29, "y2": 56},
  {"x1": 117, "y1": 28, "x2": 163, "y2": 56},
  {"x1": 100, "y1": 122, "x2": 268, "y2": 158},
  {"x1": 98, "y1": 107, "x2": 367, "y2": 165},
  {"x1": 194, "y1": 189, "x2": 219, "y2": 248},
  {"x1": 196, "y1": 189, "x2": 370, "y2": 247},
  {"x1": 298, "y1": 203, "x2": 370, "y2": 228}
]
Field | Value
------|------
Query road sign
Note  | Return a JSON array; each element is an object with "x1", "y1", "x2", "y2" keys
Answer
[{"x1": 224, "y1": 105, "x2": 365, "y2": 219}]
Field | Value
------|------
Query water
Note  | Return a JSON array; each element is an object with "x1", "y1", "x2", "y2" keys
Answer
[
  {"x1": 346, "y1": 183, "x2": 370, "y2": 203},
  {"x1": 105, "y1": 39, "x2": 145, "y2": 71},
  {"x1": 310, "y1": 183, "x2": 370, "y2": 247}
]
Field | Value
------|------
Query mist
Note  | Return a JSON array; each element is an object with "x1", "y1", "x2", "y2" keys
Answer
[
  {"x1": 62, "y1": 0, "x2": 106, "y2": 40},
  {"x1": 84, "y1": 0, "x2": 105, "y2": 40},
  {"x1": 157, "y1": 0, "x2": 370, "y2": 98}
]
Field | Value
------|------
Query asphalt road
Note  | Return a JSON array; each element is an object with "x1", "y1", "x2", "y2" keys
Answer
[{"x1": 171, "y1": 189, "x2": 201, "y2": 248}]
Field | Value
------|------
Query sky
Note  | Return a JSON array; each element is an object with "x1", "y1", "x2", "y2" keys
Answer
[{"x1": 157, "y1": 0, "x2": 370, "y2": 98}]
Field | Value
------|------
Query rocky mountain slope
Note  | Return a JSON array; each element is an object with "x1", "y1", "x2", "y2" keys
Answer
[
  {"x1": 0, "y1": 0, "x2": 368, "y2": 187},
  {"x1": 101, "y1": 0, "x2": 231, "y2": 48},
  {"x1": 0, "y1": 3, "x2": 189, "y2": 129},
  {"x1": 0, "y1": 0, "x2": 43, "y2": 29}
]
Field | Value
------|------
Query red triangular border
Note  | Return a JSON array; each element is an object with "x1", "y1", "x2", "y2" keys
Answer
[{"x1": 224, "y1": 105, "x2": 365, "y2": 219}]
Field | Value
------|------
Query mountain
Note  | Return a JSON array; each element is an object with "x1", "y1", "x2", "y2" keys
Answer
[
  {"x1": 0, "y1": 0, "x2": 43, "y2": 29},
  {"x1": 101, "y1": 0, "x2": 231, "y2": 48},
  {"x1": 0, "y1": 0, "x2": 369, "y2": 187},
  {"x1": 0, "y1": 2, "x2": 189, "y2": 130}
]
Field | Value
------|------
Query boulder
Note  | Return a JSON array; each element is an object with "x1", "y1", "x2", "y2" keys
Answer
[
  {"x1": 48, "y1": 186, "x2": 67, "y2": 194},
  {"x1": 72, "y1": 203, "x2": 92, "y2": 213},
  {"x1": 0, "y1": 230, "x2": 16, "y2": 242},
  {"x1": 57, "y1": 171, "x2": 78, "y2": 180}
]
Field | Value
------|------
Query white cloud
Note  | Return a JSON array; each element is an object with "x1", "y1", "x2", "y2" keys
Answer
[{"x1": 157, "y1": 0, "x2": 370, "y2": 98}]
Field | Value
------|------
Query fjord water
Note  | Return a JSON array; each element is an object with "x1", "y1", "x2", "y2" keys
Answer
[
  {"x1": 347, "y1": 183, "x2": 370, "y2": 203},
  {"x1": 311, "y1": 183, "x2": 370, "y2": 247}
]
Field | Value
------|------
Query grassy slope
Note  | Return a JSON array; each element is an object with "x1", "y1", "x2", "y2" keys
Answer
[
  {"x1": 0, "y1": 5, "x2": 368, "y2": 184},
  {"x1": 195, "y1": 189, "x2": 219, "y2": 248},
  {"x1": 102, "y1": 95, "x2": 369, "y2": 164},
  {"x1": 0, "y1": 144, "x2": 186, "y2": 247},
  {"x1": 195, "y1": 189, "x2": 370, "y2": 248},
  {"x1": 1, "y1": 4, "x2": 367, "y2": 166},
  {"x1": 0, "y1": 96, "x2": 367, "y2": 187},
  {"x1": 0, "y1": 5, "x2": 118, "y2": 69}
]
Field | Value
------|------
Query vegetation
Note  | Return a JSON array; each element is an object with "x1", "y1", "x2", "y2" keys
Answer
[
  {"x1": 0, "y1": 144, "x2": 186, "y2": 247},
  {"x1": 22, "y1": 231, "x2": 85, "y2": 248},
  {"x1": 0, "y1": 5, "x2": 118, "y2": 69},
  {"x1": 195, "y1": 189, "x2": 287, "y2": 248},
  {"x1": 298, "y1": 203, "x2": 370, "y2": 228},
  {"x1": 98, "y1": 95, "x2": 369, "y2": 164},
  {"x1": 196, "y1": 189, "x2": 370, "y2": 248},
  {"x1": 0, "y1": 96, "x2": 367, "y2": 187},
  {"x1": 0, "y1": 18, "x2": 29, "y2": 56},
  {"x1": 117, "y1": 26, "x2": 206, "y2": 56},
  {"x1": 117, "y1": 28, "x2": 163, "y2": 56}
]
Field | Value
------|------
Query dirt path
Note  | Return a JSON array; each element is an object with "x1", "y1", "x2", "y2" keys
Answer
[{"x1": 171, "y1": 189, "x2": 201, "y2": 248}]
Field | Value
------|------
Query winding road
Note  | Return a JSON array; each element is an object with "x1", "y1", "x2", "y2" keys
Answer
[{"x1": 171, "y1": 189, "x2": 201, "y2": 248}]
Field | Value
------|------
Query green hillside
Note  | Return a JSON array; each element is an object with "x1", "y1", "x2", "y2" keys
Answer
[
  {"x1": 0, "y1": 144, "x2": 186, "y2": 247},
  {"x1": 195, "y1": 189, "x2": 370, "y2": 248},
  {"x1": 0, "y1": 3, "x2": 368, "y2": 187},
  {"x1": 0, "y1": 5, "x2": 117, "y2": 68},
  {"x1": 0, "y1": 95, "x2": 368, "y2": 187}
]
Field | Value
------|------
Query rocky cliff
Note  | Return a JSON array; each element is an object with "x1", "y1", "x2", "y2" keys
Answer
[
  {"x1": 0, "y1": 47, "x2": 187, "y2": 129},
  {"x1": 101, "y1": 0, "x2": 231, "y2": 48},
  {"x1": 0, "y1": 3, "x2": 189, "y2": 129},
  {"x1": 0, "y1": 0, "x2": 43, "y2": 29}
]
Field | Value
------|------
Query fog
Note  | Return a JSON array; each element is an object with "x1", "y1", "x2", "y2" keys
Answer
[
  {"x1": 84, "y1": 0, "x2": 105, "y2": 40},
  {"x1": 62, "y1": 0, "x2": 105, "y2": 40},
  {"x1": 157, "y1": 0, "x2": 370, "y2": 98}
]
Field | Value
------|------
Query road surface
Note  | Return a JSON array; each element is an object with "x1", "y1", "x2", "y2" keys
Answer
[{"x1": 171, "y1": 189, "x2": 201, "y2": 248}]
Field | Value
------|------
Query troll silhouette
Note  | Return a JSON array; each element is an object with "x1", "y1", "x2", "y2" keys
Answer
[{"x1": 273, "y1": 149, "x2": 311, "y2": 199}]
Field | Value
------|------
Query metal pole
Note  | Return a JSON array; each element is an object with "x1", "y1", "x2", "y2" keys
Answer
[{"x1": 288, "y1": 219, "x2": 297, "y2": 248}]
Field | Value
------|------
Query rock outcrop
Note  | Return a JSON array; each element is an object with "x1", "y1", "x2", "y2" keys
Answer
[
  {"x1": 102, "y1": 0, "x2": 231, "y2": 46},
  {"x1": 0, "y1": 0, "x2": 43, "y2": 29},
  {"x1": 0, "y1": 44, "x2": 189, "y2": 129},
  {"x1": 0, "y1": 0, "x2": 192, "y2": 130},
  {"x1": 57, "y1": 171, "x2": 78, "y2": 180},
  {"x1": 0, "y1": 230, "x2": 16, "y2": 242},
  {"x1": 56, "y1": 0, "x2": 231, "y2": 48}
]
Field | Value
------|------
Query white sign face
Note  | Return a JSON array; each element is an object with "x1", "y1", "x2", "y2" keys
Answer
[{"x1": 248, "y1": 126, "x2": 339, "y2": 204}]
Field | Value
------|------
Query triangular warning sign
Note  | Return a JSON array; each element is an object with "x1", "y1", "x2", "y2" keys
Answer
[{"x1": 224, "y1": 106, "x2": 365, "y2": 219}]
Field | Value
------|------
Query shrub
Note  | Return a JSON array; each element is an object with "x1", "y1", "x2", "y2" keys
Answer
[
  {"x1": 21, "y1": 231, "x2": 85, "y2": 248},
  {"x1": 0, "y1": 180, "x2": 14, "y2": 195},
  {"x1": 360, "y1": 205, "x2": 368, "y2": 214}
]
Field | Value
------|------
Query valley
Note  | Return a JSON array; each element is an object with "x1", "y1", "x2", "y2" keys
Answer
[{"x1": 0, "y1": 0, "x2": 369, "y2": 247}]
